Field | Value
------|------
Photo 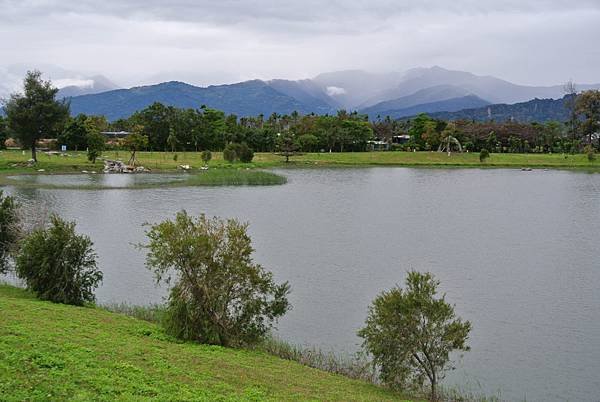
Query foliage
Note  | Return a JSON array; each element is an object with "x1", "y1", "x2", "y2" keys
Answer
[
  {"x1": 0, "y1": 285, "x2": 404, "y2": 401},
  {"x1": 123, "y1": 126, "x2": 149, "y2": 165},
  {"x1": 58, "y1": 114, "x2": 89, "y2": 151},
  {"x1": 237, "y1": 143, "x2": 254, "y2": 163},
  {"x1": 584, "y1": 145, "x2": 596, "y2": 162},
  {"x1": 3, "y1": 70, "x2": 69, "y2": 161},
  {"x1": 143, "y1": 211, "x2": 291, "y2": 347},
  {"x1": 359, "y1": 271, "x2": 471, "y2": 401},
  {"x1": 223, "y1": 143, "x2": 237, "y2": 163},
  {"x1": 15, "y1": 214, "x2": 102, "y2": 305},
  {"x1": 479, "y1": 149, "x2": 490, "y2": 162},
  {"x1": 200, "y1": 150, "x2": 212, "y2": 165},
  {"x1": 575, "y1": 90, "x2": 600, "y2": 146},
  {"x1": 276, "y1": 131, "x2": 300, "y2": 162},
  {"x1": 0, "y1": 116, "x2": 8, "y2": 149},
  {"x1": 0, "y1": 191, "x2": 20, "y2": 274},
  {"x1": 86, "y1": 130, "x2": 106, "y2": 164}
]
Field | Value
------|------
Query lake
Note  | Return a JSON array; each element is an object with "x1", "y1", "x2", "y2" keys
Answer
[{"x1": 2, "y1": 168, "x2": 600, "y2": 401}]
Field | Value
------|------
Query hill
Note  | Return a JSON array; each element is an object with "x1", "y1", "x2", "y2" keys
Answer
[
  {"x1": 420, "y1": 96, "x2": 572, "y2": 123},
  {"x1": 0, "y1": 285, "x2": 409, "y2": 401},
  {"x1": 67, "y1": 80, "x2": 330, "y2": 121}
]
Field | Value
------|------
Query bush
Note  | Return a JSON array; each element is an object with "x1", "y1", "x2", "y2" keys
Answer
[
  {"x1": 143, "y1": 211, "x2": 290, "y2": 347},
  {"x1": 237, "y1": 143, "x2": 254, "y2": 163},
  {"x1": 223, "y1": 144, "x2": 237, "y2": 163},
  {"x1": 584, "y1": 145, "x2": 596, "y2": 162},
  {"x1": 479, "y1": 148, "x2": 490, "y2": 162},
  {"x1": 86, "y1": 130, "x2": 105, "y2": 164},
  {"x1": 15, "y1": 214, "x2": 102, "y2": 305},
  {"x1": 200, "y1": 150, "x2": 212, "y2": 165},
  {"x1": 358, "y1": 271, "x2": 471, "y2": 401},
  {"x1": 0, "y1": 191, "x2": 20, "y2": 274}
]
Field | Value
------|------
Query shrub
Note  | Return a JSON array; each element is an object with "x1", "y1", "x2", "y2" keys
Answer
[
  {"x1": 223, "y1": 144, "x2": 237, "y2": 163},
  {"x1": 0, "y1": 191, "x2": 20, "y2": 274},
  {"x1": 358, "y1": 271, "x2": 471, "y2": 401},
  {"x1": 584, "y1": 145, "x2": 596, "y2": 162},
  {"x1": 143, "y1": 211, "x2": 290, "y2": 347},
  {"x1": 479, "y1": 148, "x2": 490, "y2": 162},
  {"x1": 237, "y1": 143, "x2": 254, "y2": 163},
  {"x1": 15, "y1": 214, "x2": 102, "y2": 305},
  {"x1": 173, "y1": 153, "x2": 178, "y2": 161},
  {"x1": 200, "y1": 150, "x2": 212, "y2": 165},
  {"x1": 86, "y1": 130, "x2": 105, "y2": 164}
]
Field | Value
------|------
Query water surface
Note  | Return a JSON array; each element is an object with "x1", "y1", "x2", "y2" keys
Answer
[{"x1": 3, "y1": 168, "x2": 600, "y2": 401}]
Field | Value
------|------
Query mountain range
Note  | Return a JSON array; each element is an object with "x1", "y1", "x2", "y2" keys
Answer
[{"x1": 3, "y1": 65, "x2": 599, "y2": 122}]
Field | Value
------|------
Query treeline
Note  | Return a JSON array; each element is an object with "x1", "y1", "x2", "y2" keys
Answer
[{"x1": 2, "y1": 71, "x2": 599, "y2": 158}]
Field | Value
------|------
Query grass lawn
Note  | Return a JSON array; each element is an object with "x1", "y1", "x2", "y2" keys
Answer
[
  {"x1": 0, "y1": 285, "x2": 412, "y2": 401},
  {"x1": 1, "y1": 149, "x2": 598, "y2": 173}
]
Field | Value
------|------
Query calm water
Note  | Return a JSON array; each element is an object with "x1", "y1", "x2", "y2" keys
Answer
[{"x1": 2, "y1": 168, "x2": 600, "y2": 401}]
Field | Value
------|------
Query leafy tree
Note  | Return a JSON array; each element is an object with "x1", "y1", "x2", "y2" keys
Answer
[
  {"x1": 0, "y1": 191, "x2": 20, "y2": 274},
  {"x1": 0, "y1": 116, "x2": 7, "y2": 149},
  {"x1": 276, "y1": 131, "x2": 299, "y2": 162},
  {"x1": 58, "y1": 114, "x2": 89, "y2": 151},
  {"x1": 297, "y1": 134, "x2": 320, "y2": 152},
  {"x1": 167, "y1": 127, "x2": 178, "y2": 153},
  {"x1": 201, "y1": 150, "x2": 212, "y2": 165},
  {"x1": 358, "y1": 271, "x2": 471, "y2": 401},
  {"x1": 86, "y1": 130, "x2": 105, "y2": 164},
  {"x1": 223, "y1": 143, "x2": 237, "y2": 163},
  {"x1": 4, "y1": 71, "x2": 69, "y2": 161},
  {"x1": 479, "y1": 149, "x2": 490, "y2": 162},
  {"x1": 15, "y1": 214, "x2": 102, "y2": 305},
  {"x1": 232, "y1": 142, "x2": 254, "y2": 163},
  {"x1": 143, "y1": 211, "x2": 291, "y2": 347},
  {"x1": 584, "y1": 144, "x2": 596, "y2": 162},
  {"x1": 575, "y1": 90, "x2": 600, "y2": 147},
  {"x1": 123, "y1": 126, "x2": 149, "y2": 166}
]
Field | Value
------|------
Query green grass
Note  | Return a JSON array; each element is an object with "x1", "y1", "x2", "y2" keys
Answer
[
  {"x1": 0, "y1": 285, "x2": 412, "y2": 401},
  {"x1": 1, "y1": 149, "x2": 599, "y2": 173}
]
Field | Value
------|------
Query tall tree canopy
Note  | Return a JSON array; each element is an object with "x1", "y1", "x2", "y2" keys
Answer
[{"x1": 3, "y1": 70, "x2": 69, "y2": 161}]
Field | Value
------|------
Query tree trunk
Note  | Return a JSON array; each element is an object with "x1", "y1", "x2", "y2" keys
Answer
[
  {"x1": 430, "y1": 379, "x2": 436, "y2": 402},
  {"x1": 31, "y1": 141, "x2": 37, "y2": 162}
]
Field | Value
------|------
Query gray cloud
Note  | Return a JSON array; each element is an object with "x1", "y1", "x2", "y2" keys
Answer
[{"x1": 1, "y1": 0, "x2": 599, "y2": 90}]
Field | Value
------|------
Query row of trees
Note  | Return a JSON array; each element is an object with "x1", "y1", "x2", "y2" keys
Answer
[
  {"x1": 3, "y1": 70, "x2": 597, "y2": 163},
  {"x1": 1, "y1": 190, "x2": 470, "y2": 401}
]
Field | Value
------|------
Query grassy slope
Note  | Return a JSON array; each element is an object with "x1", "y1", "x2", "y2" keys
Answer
[
  {"x1": 0, "y1": 285, "x2": 409, "y2": 401},
  {"x1": 1, "y1": 149, "x2": 599, "y2": 174}
]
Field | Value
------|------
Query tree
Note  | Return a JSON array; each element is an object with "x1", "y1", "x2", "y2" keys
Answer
[
  {"x1": 201, "y1": 150, "x2": 212, "y2": 166},
  {"x1": 575, "y1": 90, "x2": 600, "y2": 148},
  {"x1": 223, "y1": 143, "x2": 238, "y2": 163},
  {"x1": 15, "y1": 214, "x2": 102, "y2": 306},
  {"x1": 479, "y1": 149, "x2": 490, "y2": 162},
  {"x1": 358, "y1": 271, "x2": 471, "y2": 401},
  {"x1": 123, "y1": 126, "x2": 149, "y2": 166},
  {"x1": 86, "y1": 130, "x2": 105, "y2": 164},
  {"x1": 564, "y1": 81, "x2": 578, "y2": 151},
  {"x1": 58, "y1": 114, "x2": 89, "y2": 151},
  {"x1": 143, "y1": 211, "x2": 291, "y2": 347},
  {"x1": 276, "y1": 131, "x2": 299, "y2": 162},
  {"x1": 167, "y1": 127, "x2": 178, "y2": 153},
  {"x1": 3, "y1": 71, "x2": 69, "y2": 161},
  {"x1": 0, "y1": 116, "x2": 7, "y2": 150},
  {"x1": 0, "y1": 191, "x2": 20, "y2": 274}
]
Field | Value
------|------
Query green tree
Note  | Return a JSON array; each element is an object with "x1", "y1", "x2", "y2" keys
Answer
[
  {"x1": 4, "y1": 71, "x2": 69, "y2": 161},
  {"x1": 15, "y1": 214, "x2": 102, "y2": 306},
  {"x1": 123, "y1": 126, "x2": 149, "y2": 166},
  {"x1": 143, "y1": 211, "x2": 290, "y2": 347},
  {"x1": 0, "y1": 116, "x2": 7, "y2": 150},
  {"x1": 223, "y1": 143, "x2": 238, "y2": 163},
  {"x1": 0, "y1": 191, "x2": 20, "y2": 274},
  {"x1": 297, "y1": 134, "x2": 319, "y2": 152},
  {"x1": 479, "y1": 149, "x2": 490, "y2": 162},
  {"x1": 86, "y1": 130, "x2": 106, "y2": 164},
  {"x1": 167, "y1": 127, "x2": 178, "y2": 153},
  {"x1": 276, "y1": 131, "x2": 299, "y2": 162},
  {"x1": 58, "y1": 114, "x2": 89, "y2": 151},
  {"x1": 358, "y1": 271, "x2": 471, "y2": 401},
  {"x1": 201, "y1": 150, "x2": 212, "y2": 166},
  {"x1": 575, "y1": 90, "x2": 600, "y2": 148}
]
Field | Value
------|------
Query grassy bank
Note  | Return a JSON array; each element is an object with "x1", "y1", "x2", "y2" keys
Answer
[
  {"x1": 0, "y1": 285, "x2": 410, "y2": 401},
  {"x1": 1, "y1": 149, "x2": 599, "y2": 173}
]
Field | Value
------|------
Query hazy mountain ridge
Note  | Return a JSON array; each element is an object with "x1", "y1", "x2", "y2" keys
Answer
[
  {"x1": 55, "y1": 66, "x2": 600, "y2": 121},
  {"x1": 414, "y1": 96, "x2": 572, "y2": 123}
]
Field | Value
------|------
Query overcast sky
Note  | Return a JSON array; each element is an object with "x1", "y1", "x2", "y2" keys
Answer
[{"x1": 1, "y1": 0, "x2": 599, "y2": 89}]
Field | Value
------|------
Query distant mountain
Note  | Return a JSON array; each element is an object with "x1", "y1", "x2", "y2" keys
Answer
[
  {"x1": 415, "y1": 96, "x2": 572, "y2": 123},
  {"x1": 360, "y1": 85, "x2": 481, "y2": 118},
  {"x1": 365, "y1": 95, "x2": 491, "y2": 120},
  {"x1": 68, "y1": 80, "x2": 329, "y2": 120},
  {"x1": 267, "y1": 79, "x2": 337, "y2": 113},
  {"x1": 57, "y1": 75, "x2": 119, "y2": 98}
]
